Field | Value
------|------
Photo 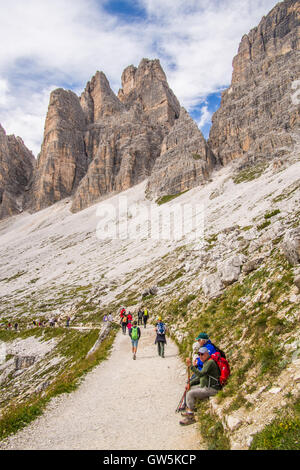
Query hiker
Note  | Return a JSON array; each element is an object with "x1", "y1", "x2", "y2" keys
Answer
[
  {"x1": 179, "y1": 347, "x2": 221, "y2": 426},
  {"x1": 121, "y1": 314, "x2": 127, "y2": 335},
  {"x1": 194, "y1": 333, "x2": 217, "y2": 370},
  {"x1": 137, "y1": 307, "x2": 144, "y2": 326},
  {"x1": 155, "y1": 317, "x2": 167, "y2": 358},
  {"x1": 129, "y1": 321, "x2": 141, "y2": 360},
  {"x1": 143, "y1": 307, "x2": 149, "y2": 328},
  {"x1": 14, "y1": 322, "x2": 18, "y2": 331},
  {"x1": 127, "y1": 317, "x2": 132, "y2": 336},
  {"x1": 66, "y1": 316, "x2": 70, "y2": 328},
  {"x1": 103, "y1": 314, "x2": 108, "y2": 323},
  {"x1": 108, "y1": 313, "x2": 113, "y2": 323},
  {"x1": 120, "y1": 307, "x2": 126, "y2": 320},
  {"x1": 127, "y1": 311, "x2": 133, "y2": 323}
]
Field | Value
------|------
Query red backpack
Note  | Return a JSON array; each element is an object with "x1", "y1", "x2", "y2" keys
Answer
[{"x1": 210, "y1": 352, "x2": 230, "y2": 387}]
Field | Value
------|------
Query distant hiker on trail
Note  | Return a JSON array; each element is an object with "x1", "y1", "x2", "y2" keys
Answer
[
  {"x1": 66, "y1": 316, "x2": 70, "y2": 328},
  {"x1": 155, "y1": 317, "x2": 167, "y2": 358},
  {"x1": 108, "y1": 313, "x2": 113, "y2": 323},
  {"x1": 138, "y1": 307, "x2": 144, "y2": 326},
  {"x1": 120, "y1": 307, "x2": 126, "y2": 320},
  {"x1": 127, "y1": 317, "x2": 132, "y2": 336},
  {"x1": 129, "y1": 321, "x2": 141, "y2": 360},
  {"x1": 143, "y1": 307, "x2": 149, "y2": 328},
  {"x1": 179, "y1": 347, "x2": 221, "y2": 426},
  {"x1": 14, "y1": 322, "x2": 18, "y2": 331},
  {"x1": 103, "y1": 314, "x2": 108, "y2": 323},
  {"x1": 121, "y1": 314, "x2": 127, "y2": 335},
  {"x1": 127, "y1": 311, "x2": 133, "y2": 323}
]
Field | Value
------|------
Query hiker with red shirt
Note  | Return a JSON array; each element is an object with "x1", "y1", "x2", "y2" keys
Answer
[
  {"x1": 127, "y1": 311, "x2": 133, "y2": 323},
  {"x1": 120, "y1": 307, "x2": 126, "y2": 320},
  {"x1": 127, "y1": 318, "x2": 132, "y2": 336}
]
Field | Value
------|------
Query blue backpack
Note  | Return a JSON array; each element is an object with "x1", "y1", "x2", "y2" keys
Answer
[{"x1": 157, "y1": 322, "x2": 166, "y2": 335}]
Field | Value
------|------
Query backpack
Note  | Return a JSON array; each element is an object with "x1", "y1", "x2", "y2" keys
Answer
[
  {"x1": 210, "y1": 342, "x2": 226, "y2": 359},
  {"x1": 122, "y1": 316, "x2": 127, "y2": 323},
  {"x1": 131, "y1": 327, "x2": 139, "y2": 340},
  {"x1": 157, "y1": 322, "x2": 166, "y2": 335},
  {"x1": 210, "y1": 352, "x2": 230, "y2": 387}
]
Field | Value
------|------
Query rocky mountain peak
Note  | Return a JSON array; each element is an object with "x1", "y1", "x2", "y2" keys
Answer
[
  {"x1": 0, "y1": 124, "x2": 35, "y2": 219},
  {"x1": 80, "y1": 71, "x2": 123, "y2": 123},
  {"x1": 209, "y1": 0, "x2": 300, "y2": 166},
  {"x1": 118, "y1": 58, "x2": 180, "y2": 129},
  {"x1": 232, "y1": 0, "x2": 300, "y2": 85}
]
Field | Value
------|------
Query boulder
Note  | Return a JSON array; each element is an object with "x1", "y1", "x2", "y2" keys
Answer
[
  {"x1": 225, "y1": 414, "x2": 243, "y2": 432},
  {"x1": 219, "y1": 255, "x2": 245, "y2": 286},
  {"x1": 282, "y1": 228, "x2": 300, "y2": 265},
  {"x1": 294, "y1": 276, "x2": 300, "y2": 293},
  {"x1": 14, "y1": 356, "x2": 37, "y2": 370},
  {"x1": 149, "y1": 285, "x2": 158, "y2": 295},
  {"x1": 242, "y1": 257, "x2": 264, "y2": 274},
  {"x1": 202, "y1": 273, "x2": 224, "y2": 299}
]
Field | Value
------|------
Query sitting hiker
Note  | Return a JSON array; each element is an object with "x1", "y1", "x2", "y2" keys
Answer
[
  {"x1": 194, "y1": 332, "x2": 217, "y2": 370},
  {"x1": 179, "y1": 347, "x2": 221, "y2": 426}
]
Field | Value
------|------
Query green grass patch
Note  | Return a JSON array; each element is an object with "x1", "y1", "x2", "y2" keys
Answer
[
  {"x1": 233, "y1": 162, "x2": 268, "y2": 184},
  {"x1": 264, "y1": 209, "x2": 280, "y2": 219},
  {"x1": 257, "y1": 220, "x2": 271, "y2": 231},
  {"x1": 250, "y1": 398, "x2": 300, "y2": 450},
  {"x1": 197, "y1": 400, "x2": 230, "y2": 450},
  {"x1": 156, "y1": 190, "x2": 189, "y2": 205},
  {"x1": 0, "y1": 325, "x2": 118, "y2": 441}
]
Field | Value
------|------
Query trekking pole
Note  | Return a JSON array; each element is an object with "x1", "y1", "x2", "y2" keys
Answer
[{"x1": 175, "y1": 390, "x2": 186, "y2": 413}]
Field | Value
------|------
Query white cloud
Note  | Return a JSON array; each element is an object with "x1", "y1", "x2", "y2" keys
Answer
[
  {"x1": 198, "y1": 105, "x2": 213, "y2": 129},
  {"x1": 0, "y1": 79, "x2": 9, "y2": 107},
  {"x1": 0, "y1": 0, "x2": 279, "y2": 155}
]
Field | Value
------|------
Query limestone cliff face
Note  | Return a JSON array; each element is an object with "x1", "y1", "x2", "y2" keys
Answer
[
  {"x1": 30, "y1": 89, "x2": 89, "y2": 211},
  {"x1": 30, "y1": 59, "x2": 187, "y2": 213},
  {"x1": 118, "y1": 58, "x2": 181, "y2": 130},
  {"x1": 0, "y1": 124, "x2": 35, "y2": 220},
  {"x1": 146, "y1": 108, "x2": 216, "y2": 200},
  {"x1": 209, "y1": 0, "x2": 300, "y2": 165},
  {"x1": 71, "y1": 106, "x2": 164, "y2": 212}
]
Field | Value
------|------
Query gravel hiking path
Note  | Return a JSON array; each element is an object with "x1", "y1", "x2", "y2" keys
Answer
[{"x1": 1, "y1": 326, "x2": 201, "y2": 450}]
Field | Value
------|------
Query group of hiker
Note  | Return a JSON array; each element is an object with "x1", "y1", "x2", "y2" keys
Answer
[
  {"x1": 119, "y1": 306, "x2": 229, "y2": 425},
  {"x1": 1, "y1": 317, "x2": 72, "y2": 331},
  {"x1": 120, "y1": 306, "x2": 149, "y2": 335},
  {"x1": 178, "y1": 332, "x2": 230, "y2": 426},
  {"x1": 119, "y1": 306, "x2": 166, "y2": 360}
]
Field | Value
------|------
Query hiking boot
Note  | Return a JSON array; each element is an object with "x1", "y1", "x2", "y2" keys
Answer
[
  {"x1": 181, "y1": 411, "x2": 193, "y2": 417},
  {"x1": 179, "y1": 415, "x2": 196, "y2": 426}
]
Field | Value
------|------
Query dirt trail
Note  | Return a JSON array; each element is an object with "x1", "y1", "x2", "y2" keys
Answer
[{"x1": 1, "y1": 326, "x2": 201, "y2": 450}]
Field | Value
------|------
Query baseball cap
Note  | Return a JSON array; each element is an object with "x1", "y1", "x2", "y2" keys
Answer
[
  {"x1": 198, "y1": 347, "x2": 210, "y2": 355},
  {"x1": 196, "y1": 332, "x2": 209, "y2": 340}
]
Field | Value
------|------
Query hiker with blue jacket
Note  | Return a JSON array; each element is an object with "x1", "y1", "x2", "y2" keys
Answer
[
  {"x1": 194, "y1": 333, "x2": 217, "y2": 370},
  {"x1": 155, "y1": 317, "x2": 167, "y2": 358}
]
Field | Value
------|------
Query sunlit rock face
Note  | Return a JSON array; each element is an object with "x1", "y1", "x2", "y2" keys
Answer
[
  {"x1": 0, "y1": 124, "x2": 35, "y2": 220},
  {"x1": 209, "y1": 0, "x2": 300, "y2": 166}
]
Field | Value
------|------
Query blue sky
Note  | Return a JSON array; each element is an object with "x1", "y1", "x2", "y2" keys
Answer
[{"x1": 0, "y1": 0, "x2": 278, "y2": 155}]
